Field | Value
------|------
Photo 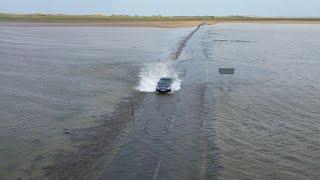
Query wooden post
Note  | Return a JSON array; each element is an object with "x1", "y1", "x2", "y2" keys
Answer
[{"x1": 131, "y1": 103, "x2": 135, "y2": 118}]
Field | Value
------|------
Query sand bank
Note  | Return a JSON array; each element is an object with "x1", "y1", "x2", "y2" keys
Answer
[{"x1": 1, "y1": 20, "x2": 320, "y2": 28}]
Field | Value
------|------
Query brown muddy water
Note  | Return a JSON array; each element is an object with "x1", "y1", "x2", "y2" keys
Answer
[{"x1": 1, "y1": 22, "x2": 320, "y2": 179}]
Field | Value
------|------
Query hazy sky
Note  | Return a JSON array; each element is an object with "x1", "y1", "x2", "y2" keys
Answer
[{"x1": 1, "y1": 0, "x2": 320, "y2": 17}]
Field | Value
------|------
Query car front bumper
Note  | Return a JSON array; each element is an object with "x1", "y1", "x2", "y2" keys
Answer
[{"x1": 156, "y1": 89, "x2": 171, "y2": 93}]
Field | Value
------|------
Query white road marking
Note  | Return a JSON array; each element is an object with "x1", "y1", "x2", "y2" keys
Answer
[
  {"x1": 205, "y1": 55, "x2": 208, "y2": 83},
  {"x1": 170, "y1": 118, "x2": 175, "y2": 129},
  {"x1": 152, "y1": 160, "x2": 162, "y2": 180}
]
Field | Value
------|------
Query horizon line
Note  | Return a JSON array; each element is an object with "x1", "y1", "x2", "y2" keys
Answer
[{"x1": 1, "y1": 12, "x2": 320, "y2": 19}]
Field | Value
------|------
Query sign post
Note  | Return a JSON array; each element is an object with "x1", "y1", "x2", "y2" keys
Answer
[{"x1": 218, "y1": 68, "x2": 235, "y2": 90}]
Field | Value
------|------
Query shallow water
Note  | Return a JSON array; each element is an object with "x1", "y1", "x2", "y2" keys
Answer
[
  {"x1": 101, "y1": 23, "x2": 320, "y2": 180},
  {"x1": 1, "y1": 23, "x2": 320, "y2": 179},
  {"x1": 0, "y1": 23, "x2": 191, "y2": 179},
  {"x1": 208, "y1": 24, "x2": 320, "y2": 180}
]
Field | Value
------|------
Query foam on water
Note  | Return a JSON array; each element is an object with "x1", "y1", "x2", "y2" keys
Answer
[{"x1": 136, "y1": 61, "x2": 183, "y2": 93}]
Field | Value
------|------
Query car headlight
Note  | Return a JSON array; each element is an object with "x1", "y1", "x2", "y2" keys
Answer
[
  {"x1": 167, "y1": 87, "x2": 171, "y2": 90},
  {"x1": 156, "y1": 87, "x2": 160, "y2": 89}
]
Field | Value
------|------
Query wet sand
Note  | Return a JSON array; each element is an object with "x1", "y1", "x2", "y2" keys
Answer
[
  {"x1": 0, "y1": 21, "x2": 205, "y2": 28},
  {"x1": 216, "y1": 20, "x2": 320, "y2": 24},
  {"x1": 1, "y1": 20, "x2": 320, "y2": 29}
]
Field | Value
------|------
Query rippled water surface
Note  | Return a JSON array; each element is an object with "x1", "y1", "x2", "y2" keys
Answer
[
  {"x1": 0, "y1": 23, "x2": 191, "y2": 179},
  {"x1": 202, "y1": 24, "x2": 320, "y2": 180},
  {"x1": 1, "y1": 23, "x2": 320, "y2": 179}
]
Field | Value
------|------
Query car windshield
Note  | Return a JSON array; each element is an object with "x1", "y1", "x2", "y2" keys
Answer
[{"x1": 158, "y1": 79, "x2": 171, "y2": 84}]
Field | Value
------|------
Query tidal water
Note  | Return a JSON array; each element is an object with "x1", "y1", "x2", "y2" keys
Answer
[
  {"x1": 198, "y1": 24, "x2": 320, "y2": 180},
  {"x1": 0, "y1": 22, "x2": 320, "y2": 179},
  {"x1": 0, "y1": 22, "x2": 191, "y2": 179}
]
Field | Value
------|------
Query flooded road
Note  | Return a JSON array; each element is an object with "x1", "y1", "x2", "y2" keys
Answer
[
  {"x1": 98, "y1": 25, "x2": 219, "y2": 179},
  {"x1": 1, "y1": 23, "x2": 320, "y2": 179},
  {"x1": 98, "y1": 24, "x2": 320, "y2": 180}
]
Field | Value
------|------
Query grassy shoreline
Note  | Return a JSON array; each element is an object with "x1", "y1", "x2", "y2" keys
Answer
[{"x1": 1, "y1": 13, "x2": 320, "y2": 27}]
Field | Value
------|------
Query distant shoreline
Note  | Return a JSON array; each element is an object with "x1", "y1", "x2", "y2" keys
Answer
[
  {"x1": 1, "y1": 21, "x2": 320, "y2": 28},
  {"x1": 1, "y1": 13, "x2": 320, "y2": 28},
  {"x1": 0, "y1": 21, "x2": 205, "y2": 28}
]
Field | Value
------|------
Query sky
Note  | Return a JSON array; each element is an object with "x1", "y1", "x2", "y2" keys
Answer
[{"x1": 1, "y1": 0, "x2": 320, "y2": 17}]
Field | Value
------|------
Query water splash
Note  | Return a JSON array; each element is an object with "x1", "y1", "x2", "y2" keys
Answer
[
  {"x1": 136, "y1": 24, "x2": 203, "y2": 93},
  {"x1": 136, "y1": 61, "x2": 183, "y2": 93}
]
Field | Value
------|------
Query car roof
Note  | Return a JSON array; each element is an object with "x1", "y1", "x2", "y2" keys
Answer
[{"x1": 160, "y1": 77, "x2": 172, "y2": 80}]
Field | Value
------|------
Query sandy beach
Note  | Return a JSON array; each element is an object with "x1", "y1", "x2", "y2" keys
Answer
[
  {"x1": 0, "y1": 20, "x2": 204, "y2": 28},
  {"x1": 1, "y1": 20, "x2": 320, "y2": 28}
]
